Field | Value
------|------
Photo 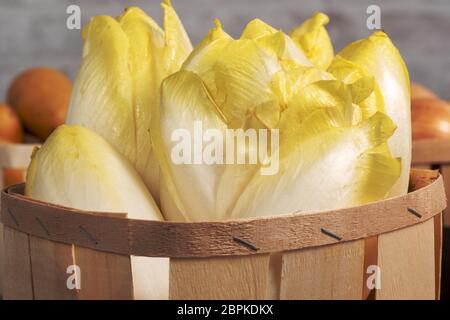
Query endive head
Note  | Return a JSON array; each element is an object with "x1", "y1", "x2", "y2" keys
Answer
[
  {"x1": 330, "y1": 30, "x2": 411, "y2": 197},
  {"x1": 26, "y1": 125, "x2": 163, "y2": 221},
  {"x1": 26, "y1": 124, "x2": 167, "y2": 299},
  {"x1": 67, "y1": 1, "x2": 192, "y2": 202},
  {"x1": 155, "y1": 20, "x2": 401, "y2": 221}
]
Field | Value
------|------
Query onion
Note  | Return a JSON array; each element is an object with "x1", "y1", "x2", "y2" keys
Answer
[
  {"x1": 411, "y1": 82, "x2": 437, "y2": 101},
  {"x1": 7, "y1": 68, "x2": 71, "y2": 140},
  {"x1": 3, "y1": 168, "x2": 25, "y2": 186},
  {"x1": 412, "y1": 98, "x2": 450, "y2": 140},
  {"x1": 0, "y1": 103, "x2": 23, "y2": 143}
]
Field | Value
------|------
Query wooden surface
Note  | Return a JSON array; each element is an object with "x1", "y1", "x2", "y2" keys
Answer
[
  {"x1": 0, "y1": 170, "x2": 445, "y2": 258},
  {"x1": 170, "y1": 254, "x2": 270, "y2": 299},
  {"x1": 2, "y1": 227, "x2": 33, "y2": 299},
  {"x1": 279, "y1": 240, "x2": 364, "y2": 300},
  {"x1": 376, "y1": 219, "x2": 436, "y2": 300},
  {"x1": 412, "y1": 139, "x2": 450, "y2": 165}
]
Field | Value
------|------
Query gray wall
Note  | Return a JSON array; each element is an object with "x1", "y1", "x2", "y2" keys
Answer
[{"x1": 0, "y1": 0, "x2": 449, "y2": 101}]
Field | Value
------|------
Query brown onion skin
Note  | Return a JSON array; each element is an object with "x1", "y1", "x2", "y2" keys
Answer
[
  {"x1": 3, "y1": 168, "x2": 26, "y2": 186},
  {"x1": 7, "y1": 67, "x2": 72, "y2": 140},
  {"x1": 0, "y1": 103, "x2": 23, "y2": 143},
  {"x1": 411, "y1": 82, "x2": 437, "y2": 101},
  {"x1": 412, "y1": 98, "x2": 450, "y2": 140}
]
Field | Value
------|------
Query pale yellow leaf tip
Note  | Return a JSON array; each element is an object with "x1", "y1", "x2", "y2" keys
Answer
[
  {"x1": 312, "y1": 12, "x2": 330, "y2": 26},
  {"x1": 241, "y1": 18, "x2": 277, "y2": 39},
  {"x1": 162, "y1": 0, "x2": 173, "y2": 8},
  {"x1": 290, "y1": 11, "x2": 334, "y2": 69},
  {"x1": 81, "y1": 21, "x2": 90, "y2": 40},
  {"x1": 30, "y1": 146, "x2": 40, "y2": 160},
  {"x1": 213, "y1": 18, "x2": 222, "y2": 29}
]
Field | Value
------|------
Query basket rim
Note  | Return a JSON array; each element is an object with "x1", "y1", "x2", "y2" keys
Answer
[{"x1": 0, "y1": 169, "x2": 446, "y2": 258}]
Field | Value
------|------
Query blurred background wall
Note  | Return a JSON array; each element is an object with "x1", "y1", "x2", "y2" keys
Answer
[{"x1": 0, "y1": 0, "x2": 449, "y2": 100}]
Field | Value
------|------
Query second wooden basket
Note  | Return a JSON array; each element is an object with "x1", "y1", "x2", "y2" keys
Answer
[
  {"x1": 0, "y1": 169, "x2": 446, "y2": 300},
  {"x1": 412, "y1": 139, "x2": 450, "y2": 299},
  {"x1": 0, "y1": 143, "x2": 36, "y2": 297}
]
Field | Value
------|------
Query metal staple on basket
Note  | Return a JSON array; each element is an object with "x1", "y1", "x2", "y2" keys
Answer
[{"x1": 320, "y1": 227, "x2": 343, "y2": 241}]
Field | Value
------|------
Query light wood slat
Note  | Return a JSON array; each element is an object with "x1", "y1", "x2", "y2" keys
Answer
[
  {"x1": 131, "y1": 257, "x2": 169, "y2": 300},
  {"x1": 279, "y1": 240, "x2": 364, "y2": 300},
  {"x1": 267, "y1": 252, "x2": 282, "y2": 299},
  {"x1": 170, "y1": 255, "x2": 270, "y2": 300},
  {"x1": 434, "y1": 214, "x2": 443, "y2": 299},
  {"x1": 376, "y1": 219, "x2": 435, "y2": 300},
  {"x1": 2, "y1": 227, "x2": 33, "y2": 299},
  {"x1": 29, "y1": 236, "x2": 77, "y2": 300},
  {"x1": 411, "y1": 164, "x2": 431, "y2": 170},
  {"x1": 362, "y1": 236, "x2": 379, "y2": 300},
  {"x1": 74, "y1": 246, "x2": 134, "y2": 300}
]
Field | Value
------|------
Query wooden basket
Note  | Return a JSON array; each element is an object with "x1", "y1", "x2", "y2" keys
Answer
[
  {"x1": 412, "y1": 139, "x2": 450, "y2": 299},
  {"x1": 0, "y1": 143, "x2": 37, "y2": 297},
  {"x1": 412, "y1": 139, "x2": 450, "y2": 226},
  {"x1": 0, "y1": 169, "x2": 445, "y2": 300}
]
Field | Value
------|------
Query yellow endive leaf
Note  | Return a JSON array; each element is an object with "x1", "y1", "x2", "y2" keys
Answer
[
  {"x1": 348, "y1": 76, "x2": 374, "y2": 104},
  {"x1": 337, "y1": 31, "x2": 411, "y2": 197},
  {"x1": 271, "y1": 64, "x2": 333, "y2": 106},
  {"x1": 241, "y1": 18, "x2": 277, "y2": 39},
  {"x1": 117, "y1": 7, "x2": 165, "y2": 200},
  {"x1": 287, "y1": 80, "x2": 354, "y2": 125},
  {"x1": 67, "y1": 16, "x2": 137, "y2": 170},
  {"x1": 256, "y1": 31, "x2": 312, "y2": 66},
  {"x1": 213, "y1": 39, "x2": 281, "y2": 128},
  {"x1": 328, "y1": 55, "x2": 366, "y2": 83},
  {"x1": 182, "y1": 19, "x2": 233, "y2": 98},
  {"x1": 162, "y1": 0, "x2": 193, "y2": 73},
  {"x1": 351, "y1": 152, "x2": 402, "y2": 203},
  {"x1": 241, "y1": 19, "x2": 312, "y2": 65},
  {"x1": 156, "y1": 70, "x2": 227, "y2": 221},
  {"x1": 255, "y1": 99, "x2": 280, "y2": 128},
  {"x1": 328, "y1": 55, "x2": 385, "y2": 118},
  {"x1": 290, "y1": 12, "x2": 334, "y2": 69},
  {"x1": 231, "y1": 110, "x2": 400, "y2": 218}
]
